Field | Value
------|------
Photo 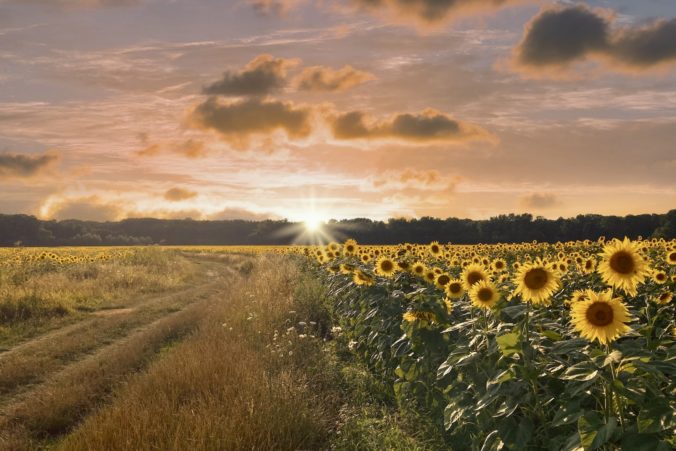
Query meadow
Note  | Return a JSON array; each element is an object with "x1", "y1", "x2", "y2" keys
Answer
[{"x1": 0, "y1": 238, "x2": 673, "y2": 450}]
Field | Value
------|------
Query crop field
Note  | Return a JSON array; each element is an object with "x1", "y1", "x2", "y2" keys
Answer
[{"x1": 0, "y1": 239, "x2": 674, "y2": 450}]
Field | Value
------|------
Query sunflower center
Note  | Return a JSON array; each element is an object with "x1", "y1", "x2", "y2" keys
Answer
[
  {"x1": 467, "y1": 271, "x2": 484, "y2": 285},
  {"x1": 609, "y1": 251, "x2": 635, "y2": 274},
  {"x1": 495, "y1": 261, "x2": 504, "y2": 269},
  {"x1": 524, "y1": 268, "x2": 548, "y2": 290},
  {"x1": 437, "y1": 275, "x2": 450, "y2": 286},
  {"x1": 431, "y1": 245, "x2": 439, "y2": 253},
  {"x1": 449, "y1": 283, "x2": 461, "y2": 293},
  {"x1": 585, "y1": 302, "x2": 614, "y2": 327},
  {"x1": 477, "y1": 288, "x2": 493, "y2": 302},
  {"x1": 380, "y1": 260, "x2": 393, "y2": 272}
]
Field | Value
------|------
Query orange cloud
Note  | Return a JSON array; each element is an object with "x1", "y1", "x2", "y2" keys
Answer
[
  {"x1": 247, "y1": 0, "x2": 304, "y2": 16},
  {"x1": 187, "y1": 97, "x2": 313, "y2": 147},
  {"x1": 294, "y1": 65, "x2": 375, "y2": 92},
  {"x1": 203, "y1": 54, "x2": 299, "y2": 97},
  {"x1": 164, "y1": 187, "x2": 198, "y2": 202},
  {"x1": 511, "y1": 5, "x2": 676, "y2": 77},
  {"x1": 518, "y1": 192, "x2": 561, "y2": 210},
  {"x1": 41, "y1": 195, "x2": 124, "y2": 222},
  {"x1": 330, "y1": 108, "x2": 494, "y2": 144},
  {"x1": 0, "y1": 152, "x2": 59, "y2": 179},
  {"x1": 349, "y1": 0, "x2": 527, "y2": 28},
  {"x1": 136, "y1": 139, "x2": 207, "y2": 159}
]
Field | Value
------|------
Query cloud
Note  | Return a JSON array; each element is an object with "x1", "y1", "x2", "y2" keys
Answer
[
  {"x1": 209, "y1": 207, "x2": 279, "y2": 221},
  {"x1": 136, "y1": 139, "x2": 207, "y2": 159},
  {"x1": 247, "y1": 0, "x2": 304, "y2": 16},
  {"x1": 164, "y1": 187, "x2": 198, "y2": 202},
  {"x1": 203, "y1": 54, "x2": 299, "y2": 97},
  {"x1": 43, "y1": 195, "x2": 124, "y2": 222},
  {"x1": 518, "y1": 192, "x2": 560, "y2": 209},
  {"x1": 512, "y1": 5, "x2": 676, "y2": 76},
  {"x1": 0, "y1": 152, "x2": 58, "y2": 179},
  {"x1": 330, "y1": 108, "x2": 494, "y2": 144},
  {"x1": 349, "y1": 0, "x2": 525, "y2": 27},
  {"x1": 294, "y1": 65, "x2": 375, "y2": 92},
  {"x1": 187, "y1": 97, "x2": 313, "y2": 147},
  {"x1": 368, "y1": 169, "x2": 458, "y2": 192}
]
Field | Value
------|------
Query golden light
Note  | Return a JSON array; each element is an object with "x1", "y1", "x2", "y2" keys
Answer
[{"x1": 303, "y1": 213, "x2": 323, "y2": 233}]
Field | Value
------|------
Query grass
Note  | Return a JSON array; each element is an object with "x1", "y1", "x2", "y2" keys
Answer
[
  {"x1": 0, "y1": 249, "x2": 448, "y2": 450},
  {"x1": 0, "y1": 248, "x2": 201, "y2": 345}
]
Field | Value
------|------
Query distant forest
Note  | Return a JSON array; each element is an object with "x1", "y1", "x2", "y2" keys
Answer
[{"x1": 0, "y1": 211, "x2": 674, "y2": 246}]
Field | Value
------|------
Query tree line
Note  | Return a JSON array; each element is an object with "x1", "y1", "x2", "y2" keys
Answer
[{"x1": 0, "y1": 211, "x2": 673, "y2": 247}]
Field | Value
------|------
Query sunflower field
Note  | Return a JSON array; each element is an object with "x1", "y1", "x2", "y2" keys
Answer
[{"x1": 302, "y1": 237, "x2": 675, "y2": 450}]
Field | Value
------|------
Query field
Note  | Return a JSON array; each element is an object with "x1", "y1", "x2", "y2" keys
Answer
[{"x1": 0, "y1": 239, "x2": 674, "y2": 450}]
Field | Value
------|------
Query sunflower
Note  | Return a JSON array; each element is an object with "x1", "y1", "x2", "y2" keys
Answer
[
  {"x1": 429, "y1": 241, "x2": 442, "y2": 257},
  {"x1": 443, "y1": 297, "x2": 453, "y2": 314},
  {"x1": 343, "y1": 239, "x2": 358, "y2": 255},
  {"x1": 397, "y1": 260, "x2": 411, "y2": 272},
  {"x1": 469, "y1": 280, "x2": 500, "y2": 310},
  {"x1": 340, "y1": 263, "x2": 356, "y2": 274},
  {"x1": 424, "y1": 269, "x2": 437, "y2": 284},
  {"x1": 375, "y1": 257, "x2": 397, "y2": 277},
  {"x1": 581, "y1": 258, "x2": 596, "y2": 274},
  {"x1": 565, "y1": 289, "x2": 589, "y2": 306},
  {"x1": 461, "y1": 263, "x2": 488, "y2": 290},
  {"x1": 360, "y1": 253, "x2": 371, "y2": 264},
  {"x1": 411, "y1": 262, "x2": 426, "y2": 277},
  {"x1": 655, "y1": 291, "x2": 672, "y2": 304},
  {"x1": 652, "y1": 270, "x2": 667, "y2": 284},
  {"x1": 403, "y1": 311, "x2": 437, "y2": 328},
  {"x1": 513, "y1": 260, "x2": 560, "y2": 305},
  {"x1": 435, "y1": 273, "x2": 451, "y2": 290},
  {"x1": 445, "y1": 279, "x2": 465, "y2": 299},
  {"x1": 667, "y1": 249, "x2": 676, "y2": 265},
  {"x1": 353, "y1": 269, "x2": 374, "y2": 286},
  {"x1": 597, "y1": 237, "x2": 650, "y2": 296},
  {"x1": 570, "y1": 290, "x2": 632, "y2": 345},
  {"x1": 491, "y1": 259, "x2": 507, "y2": 272}
]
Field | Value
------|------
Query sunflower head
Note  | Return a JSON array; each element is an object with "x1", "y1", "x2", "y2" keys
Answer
[
  {"x1": 667, "y1": 250, "x2": 676, "y2": 266},
  {"x1": 655, "y1": 291, "x2": 672, "y2": 305},
  {"x1": 435, "y1": 273, "x2": 451, "y2": 290},
  {"x1": 412, "y1": 262, "x2": 426, "y2": 277},
  {"x1": 597, "y1": 237, "x2": 649, "y2": 296},
  {"x1": 570, "y1": 290, "x2": 632, "y2": 345},
  {"x1": 445, "y1": 279, "x2": 465, "y2": 299},
  {"x1": 513, "y1": 260, "x2": 560, "y2": 305},
  {"x1": 375, "y1": 257, "x2": 397, "y2": 277},
  {"x1": 429, "y1": 241, "x2": 442, "y2": 257},
  {"x1": 468, "y1": 280, "x2": 500, "y2": 310},
  {"x1": 461, "y1": 263, "x2": 488, "y2": 290},
  {"x1": 652, "y1": 270, "x2": 667, "y2": 284},
  {"x1": 343, "y1": 239, "x2": 358, "y2": 255}
]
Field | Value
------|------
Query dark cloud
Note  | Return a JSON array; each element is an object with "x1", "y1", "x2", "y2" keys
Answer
[
  {"x1": 0, "y1": 152, "x2": 58, "y2": 178},
  {"x1": 203, "y1": 54, "x2": 298, "y2": 97},
  {"x1": 611, "y1": 18, "x2": 676, "y2": 68},
  {"x1": 516, "y1": 5, "x2": 610, "y2": 67},
  {"x1": 294, "y1": 65, "x2": 375, "y2": 92},
  {"x1": 513, "y1": 5, "x2": 676, "y2": 74},
  {"x1": 518, "y1": 193, "x2": 560, "y2": 209},
  {"x1": 331, "y1": 109, "x2": 493, "y2": 143},
  {"x1": 164, "y1": 187, "x2": 198, "y2": 202},
  {"x1": 187, "y1": 97, "x2": 313, "y2": 146},
  {"x1": 350, "y1": 0, "x2": 524, "y2": 27}
]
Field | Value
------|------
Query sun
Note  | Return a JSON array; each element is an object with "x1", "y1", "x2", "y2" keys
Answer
[{"x1": 303, "y1": 214, "x2": 323, "y2": 232}]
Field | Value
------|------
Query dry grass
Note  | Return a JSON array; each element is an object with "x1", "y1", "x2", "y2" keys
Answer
[
  {"x1": 0, "y1": 248, "x2": 199, "y2": 345},
  {"x1": 58, "y1": 255, "x2": 338, "y2": 451},
  {"x1": 0, "y1": 296, "x2": 215, "y2": 449}
]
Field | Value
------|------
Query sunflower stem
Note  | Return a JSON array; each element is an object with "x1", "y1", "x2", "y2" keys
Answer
[{"x1": 605, "y1": 343, "x2": 626, "y2": 432}]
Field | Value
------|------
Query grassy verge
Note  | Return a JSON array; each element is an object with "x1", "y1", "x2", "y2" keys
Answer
[{"x1": 55, "y1": 255, "x2": 446, "y2": 450}]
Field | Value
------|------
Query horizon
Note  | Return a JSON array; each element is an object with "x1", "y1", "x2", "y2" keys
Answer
[{"x1": 1, "y1": 1, "x2": 675, "y2": 224}]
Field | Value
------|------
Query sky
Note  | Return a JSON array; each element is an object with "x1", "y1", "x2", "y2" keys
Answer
[{"x1": 0, "y1": 0, "x2": 675, "y2": 223}]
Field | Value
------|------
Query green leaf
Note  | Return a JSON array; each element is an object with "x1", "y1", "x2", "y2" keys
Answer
[
  {"x1": 621, "y1": 433, "x2": 671, "y2": 451},
  {"x1": 578, "y1": 413, "x2": 616, "y2": 450},
  {"x1": 552, "y1": 400, "x2": 583, "y2": 427},
  {"x1": 499, "y1": 416, "x2": 533, "y2": 449},
  {"x1": 562, "y1": 362, "x2": 599, "y2": 381},
  {"x1": 496, "y1": 332, "x2": 521, "y2": 357},
  {"x1": 542, "y1": 330, "x2": 564, "y2": 341},
  {"x1": 637, "y1": 404, "x2": 672, "y2": 433}
]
